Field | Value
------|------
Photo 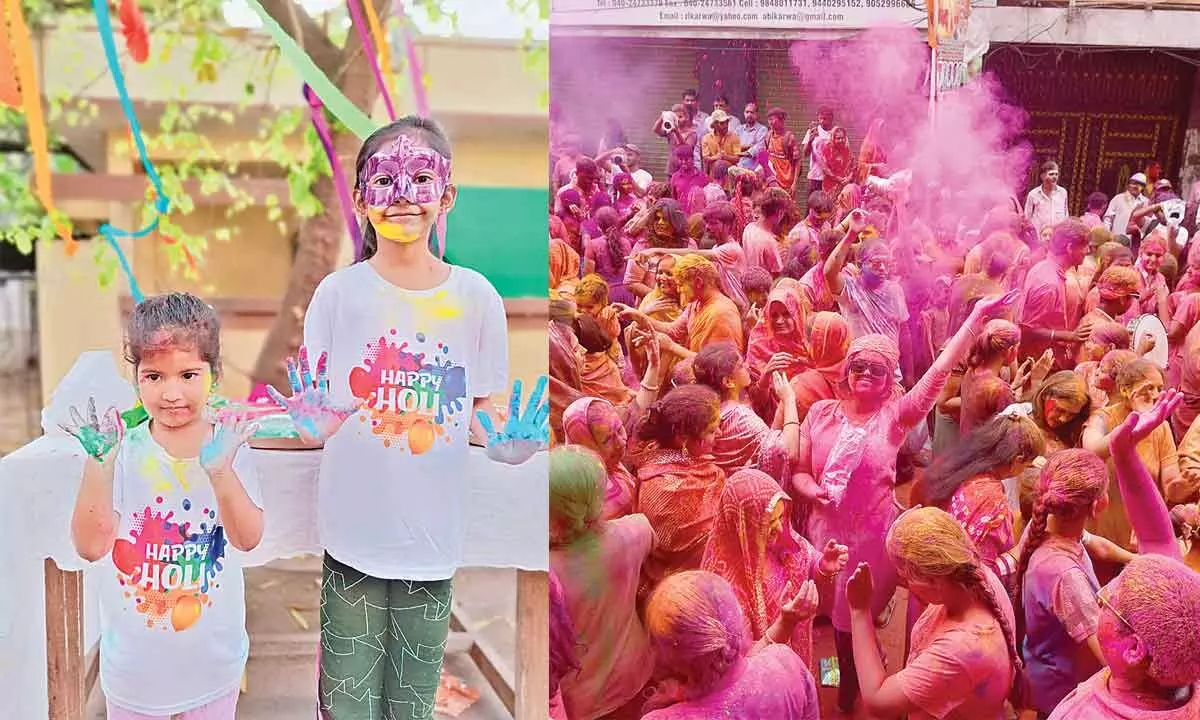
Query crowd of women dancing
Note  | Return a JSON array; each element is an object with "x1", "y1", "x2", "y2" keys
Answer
[{"x1": 545, "y1": 130, "x2": 1200, "y2": 718}]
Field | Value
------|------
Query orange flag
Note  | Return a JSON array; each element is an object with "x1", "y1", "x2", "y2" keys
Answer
[{"x1": 4, "y1": 0, "x2": 74, "y2": 253}]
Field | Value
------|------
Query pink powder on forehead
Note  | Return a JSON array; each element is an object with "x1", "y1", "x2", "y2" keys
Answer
[{"x1": 138, "y1": 328, "x2": 201, "y2": 358}]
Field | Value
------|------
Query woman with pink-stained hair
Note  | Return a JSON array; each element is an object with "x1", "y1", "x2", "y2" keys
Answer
[
  {"x1": 791, "y1": 288, "x2": 1018, "y2": 713},
  {"x1": 1049, "y1": 390, "x2": 1200, "y2": 718}
]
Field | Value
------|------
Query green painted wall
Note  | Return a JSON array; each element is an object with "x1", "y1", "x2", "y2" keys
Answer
[{"x1": 445, "y1": 186, "x2": 548, "y2": 299}]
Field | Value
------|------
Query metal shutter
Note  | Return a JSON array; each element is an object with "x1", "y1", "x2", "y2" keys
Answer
[{"x1": 550, "y1": 36, "x2": 700, "y2": 179}]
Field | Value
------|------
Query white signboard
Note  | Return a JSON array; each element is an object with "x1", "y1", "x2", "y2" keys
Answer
[{"x1": 551, "y1": 0, "x2": 926, "y2": 30}]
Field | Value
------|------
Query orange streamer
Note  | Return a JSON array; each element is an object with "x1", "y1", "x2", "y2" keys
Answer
[
  {"x1": 4, "y1": 0, "x2": 75, "y2": 253},
  {"x1": 360, "y1": 0, "x2": 395, "y2": 103}
]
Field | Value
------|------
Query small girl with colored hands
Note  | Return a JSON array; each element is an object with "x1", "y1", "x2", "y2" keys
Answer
[{"x1": 66, "y1": 292, "x2": 263, "y2": 720}]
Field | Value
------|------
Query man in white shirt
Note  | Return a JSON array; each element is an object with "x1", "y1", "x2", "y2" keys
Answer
[
  {"x1": 1024, "y1": 160, "x2": 1070, "y2": 233},
  {"x1": 1104, "y1": 172, "x2": 1149, "y2": 237},
  {"x1": 802, "y1": 106, "x2": 834, "y2": 196},
  {"x1": 738, "y1": 102, "x2": 769, "y2": 171}
]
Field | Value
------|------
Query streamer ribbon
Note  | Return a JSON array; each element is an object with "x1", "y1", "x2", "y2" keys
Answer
[
  {"x1": 347, "y1": 0, "x2": 395, "y2": 121},
  {"x1": 242, "y1": 0, "x2": 380, "y2": 140},
  {"x1": 360, "y1": 0, "x2": 397, "y2": 111},
  {"x1": 392, "y1": 0, "x2": 430, "y2": 118},
  {"x1": 304, "y1": 85, "x2": 363, "y2": 260},
  {"x1": 4, "y1": 0, "x2": 75, "y2": 252},
  {"x1": 93, "y1": 0, "x2": 168, "y2": 304}
]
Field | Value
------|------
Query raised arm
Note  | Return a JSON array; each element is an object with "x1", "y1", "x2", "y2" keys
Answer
[
  {"x1": 1109, "y1": 390, "x2": 1185, "y2": 560},
  {"x1": 898, "y1": 290, "x2": 1020, "y2": 427},
  {"x1": 824, "y1": 210, "x2": 867, "y2": 297}
]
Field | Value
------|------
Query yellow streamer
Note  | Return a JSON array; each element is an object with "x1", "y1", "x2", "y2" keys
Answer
[
  {"x1": 361, "y1": 0, "x2": 395, "y2": 106},
  {"x1": 4, "y1": 0, "x2": 75, "y2": 253}
]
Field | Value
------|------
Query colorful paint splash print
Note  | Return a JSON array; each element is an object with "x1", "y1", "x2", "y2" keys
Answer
[
  {"x1": 348, "y1": 331, "x2": 467, "y2": 453},
  {"x1": 112, "y1": 498, "x2": 227, "y2": 632}
]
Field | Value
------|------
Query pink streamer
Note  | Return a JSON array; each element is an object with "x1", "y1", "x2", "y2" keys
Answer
[
  {"x1": 304, "y1": 84, "x2": 364, "y2": 259},
  {"x1": 347, "y1": 0, "x2": 395, "y2": 121},
  {"x1": 393, "y1": 0, "x2": 429, "y2": 117}
]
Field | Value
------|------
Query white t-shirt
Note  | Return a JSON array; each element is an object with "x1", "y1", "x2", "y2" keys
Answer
[
  {"x1": 303, "y1": 262, "x2": 509, "y2": 580},
  {"x1": 99, "y1": 421, "x2": 262, "y2": 716},
  {"x1": 807, "y1": 126, "x2": 832, "y2": 181}
]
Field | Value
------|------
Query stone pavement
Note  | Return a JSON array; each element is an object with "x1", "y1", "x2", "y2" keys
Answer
[{"x1": 86, "y1": 556, "x2": 515, "y2": 719}]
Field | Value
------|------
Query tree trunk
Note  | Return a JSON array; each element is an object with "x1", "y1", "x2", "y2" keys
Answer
[{"x1": 250, "y1": 0, "x2": 388, "y2": 392}]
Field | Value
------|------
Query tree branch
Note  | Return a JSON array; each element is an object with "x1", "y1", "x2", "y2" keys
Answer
[{"x1": 255, "y1": 0, "x2": 340, "y2": 74}]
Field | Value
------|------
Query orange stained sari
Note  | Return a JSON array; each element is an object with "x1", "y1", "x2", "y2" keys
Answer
[
  {"x1": 746, "y1": 283, "x2": 810, "y2": 384},
  {"x1": 550, "y1": 236, "x2": 581, "y2": 298},
  {"x1": 562, "y1": 397, "x2": 637, "y2": 520},
  {"x1": 670, "y1": 292, "x2": 746, "y2": 353},
  {"x1": 700, "y1": 469, "x2": 820, "y2": 667},
  {"x1": 790, "y1": 312, "x2": 850, "y2": 424},
  {"x1": 636, "y1": 447, "x2": 727, "y2": 590},
  {"x1": 767, "y1": 130, "x2": 799, "y2": 193}
]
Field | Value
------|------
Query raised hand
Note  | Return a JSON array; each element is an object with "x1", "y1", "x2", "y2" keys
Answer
[
  {"x1": 846, "y1": 562, "x2": 875, "y2": 611},
  {"x1": 780, "y1": 579, "x2": 820, "y2": 623},
  {"x1": 819, "y1": 538, "x2": 849, "y2": 577},
  {"x1": 477, "y1": 376, "x2": 549, "y2": 465},
  {"x1": 971, "y1": 288, "x2": 1020, "y2": 323},
  {"x1": 1112, "y1": 388, "x2": 1182, "y2": 450},
  {"x1": 60, "y1": 397, "x2": 123, "y2": 463},
  {"x1": 266, "y1": 347, "x2": 359, "y2": 445},
  {"x1": 200, "y1": 413, "x2": 258, "y2": 474},
  {"x1": 772, "y1": 371, "x2": 795, "y2": 402}
]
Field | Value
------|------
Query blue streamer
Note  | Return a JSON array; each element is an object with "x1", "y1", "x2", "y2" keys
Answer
[{"x1": 92, "y1": 0, "x2": 170, "y2": 305}]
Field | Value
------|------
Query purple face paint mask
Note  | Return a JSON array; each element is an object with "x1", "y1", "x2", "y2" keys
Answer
[{"x1": 359, "y1": 135, "x2": 451, "y2": 209}]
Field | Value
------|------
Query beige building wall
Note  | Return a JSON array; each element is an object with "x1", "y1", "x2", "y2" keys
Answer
[{"x1": 34, "y1": 33, "x2": 547, "y2": 404}]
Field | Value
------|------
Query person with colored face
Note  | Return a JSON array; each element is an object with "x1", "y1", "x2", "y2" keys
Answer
[
  {"x1": 1104, "y1": 172, "x2": 1149, "y2": 237},
  {"x1": 802, "y1": 105, "x2": 835, "y2": 196},
  {"x1": 275, "y1": 118, "x2": 515, "y2": 720},
  {"x1": 791, "y1": 289, "x2": 1016, "y2": 714},
  {"x1": 765, "y1": 107, "x2": 801, "y2": 194},
  {"x1": 67, "y1": 292, "x2": 264, "y2": 720},
  {"x1": 738, "y1": 101, "x2": 768, "y2": 171},
  {"x1": 825, "y1": 213, "x2": 910, "y2": 352},
  {"x1": 1133, "y1": 236, "x2": 1172, "y2": 324},
  {"x1": 1020, "y1": 219, "x2": 1094, "y2": 371}
]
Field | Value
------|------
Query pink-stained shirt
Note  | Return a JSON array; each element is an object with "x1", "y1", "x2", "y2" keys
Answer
[
  {"x1": 742, "y1": 223, "x2": 783, "y2": 274},
  {"x1": 798, "y1": 368, "x2": 950, "y2": 630},
  {"x1": 896, "y1": 567, "x2": 1017, "y2": 720},
  {"x1": 1049, "y1": 669, "x2": 1200, "y2": 719},
  {"x1": 1080, "y1": 211, "x2": 1104, "y2": 231},
  {"x1": 1020, "y1": 258, "x2": 1074, "y2": 370},
  {"x1": 552, "y1": 514, "x2": 656, "y2": 718},
  {"x1": 642, "y1": 644, "x2": 820, "y2": 720}
]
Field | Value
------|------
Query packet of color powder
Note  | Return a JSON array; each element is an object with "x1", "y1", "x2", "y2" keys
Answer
[{"x1": 820, "y1": 656, "x2": 840, "y2": 687}]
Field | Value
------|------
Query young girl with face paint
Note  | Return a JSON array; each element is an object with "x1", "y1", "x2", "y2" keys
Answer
[
  {"x1": 1048, "y1": 391, "x2": 1200, "y2": 719},
  {"x1": 267, "y1": 117, "x2": 511, "y2": 719},
  {"x1": 65, "y1": 293, "x2": 264, "y2": 720}
]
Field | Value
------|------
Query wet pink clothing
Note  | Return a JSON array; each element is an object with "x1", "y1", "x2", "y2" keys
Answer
[
  {"x1": 947, "y1": 474, "x2": 1015, "y2": 574},
  {"x1": 711, "y1": 401, "x2": 789, "y2": 480},
  {"x1": 641, "y1": 645, "x2": 820, "y2": 720},
  {"x1": 1048, "y1": 669, "x2": 1200, "y2": 719},
  {"x1": 896, "y1": 567, "x2": 1016, "y2": 720},
  {"x1": 742, "y1": 223, "x2": 783, "y2": 274},
  {"x1": 1020, "y1": 258, "x2": 1075, "y2": 370},
  {"x1": 797, "y1": 367, "x2": 950, "y2": 630},
  {"x1": 552, "y1": 514, "x2": 656, "y2": 719}
]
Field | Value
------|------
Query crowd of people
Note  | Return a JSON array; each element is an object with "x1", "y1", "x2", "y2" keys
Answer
[{"x1": 546, "y1": 87, "x2": 1200, "y2": 719}]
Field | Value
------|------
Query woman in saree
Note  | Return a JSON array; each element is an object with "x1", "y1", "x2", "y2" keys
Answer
[
  {"x1": 791, "y1": 289, "x2": 1018, "y2": 713},
  {"x1": 819, "y1": 126, "x2": 855, "y2": 197},
  {"x1": 856, "y1": 118, "x2": 887, "y2": 185},
  {"x1": 845, "y1": 507, "x2": 1023, "y2": 719},
  {"x1": 549, "y1": 234, "x2": 582, "y2": 299},
  {"x1": 633, "y1": 384, "x2": 727, "y2": 590},
  {"x1": 623, "y1": 198, "x2": 692, "y2": 302},
  {"x1": 556, "y1": 187, "x2": 585, "y2": 254},
  {"x1": 789, "y1": 312, "x2": 851, "y2": 424},
  {"x1": 582, "y1": 206, "x2": 634, "y2": 307},
  {"x1": 549, "y1": 299, "x2": 584, "y2": 445},
  {"x1": 746, "y1": 282, "x2": 809, "y2": 412},
  {"x1": 611, "y1": 171, "x2": 639, "y2": 219},
  {"x1": 957, "y1": 319, "x2": 1021, "y2": 435},
  {"x1": 640, "y1": 570, "x2": 821, "y2": 719},
  {"x1": 548, "y1": 569, "x2": 576, "y2": 720},
  {"x1": 917, "y1": 414, "x2": 1045, "y2": 578},
  {"x1": 550, "y1": 446, "x2": 656, "y2": 719},
  {"x1": 573, "y1": 313, "x2": 633, "y2": 411},
  {"x1": 1082, "y1": 359, "x2": 1182, "y2": 556},
  {"x1": 693, "y1": 341, "x2": 800, "y2": 480},
  {"x1": 563, "y1": 396, "x2": 637, "y2": 520},
  {"x1": 700, "y1": 469, "x2": 848, "y2": 669},
  {"x1": 835, "y1": 183, "x2": 861, "y2": 223}
]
